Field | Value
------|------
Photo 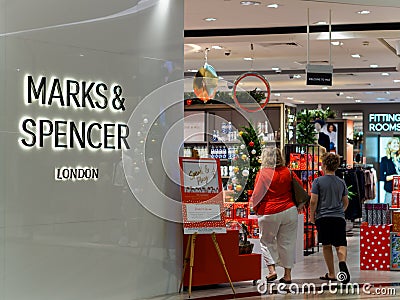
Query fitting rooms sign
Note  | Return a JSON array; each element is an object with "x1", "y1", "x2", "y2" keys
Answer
[
  {"x1": 19, "y1": 75, "x2": 131, "y2": 181},
  {"x1": 368, "y1": 113, "x2": 400, "y2": 132}
]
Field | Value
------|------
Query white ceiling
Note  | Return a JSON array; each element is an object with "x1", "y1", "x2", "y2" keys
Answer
[{"x1": 184, "y1": 0, "x2": 400, "y2": 105}]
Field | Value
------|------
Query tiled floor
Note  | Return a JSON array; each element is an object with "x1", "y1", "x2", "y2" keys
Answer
[{"x1": 146, "y1": 224, "x2": 400, "y2": 300}]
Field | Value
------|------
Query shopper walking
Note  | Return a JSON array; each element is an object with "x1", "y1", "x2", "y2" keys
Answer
[
  {"x1": 380, "y1": 137, "x2": 400, "y2": 205},
  {"x1": 310, "y1": 152, "x2": 350, "y2": 284},
  {"x1": 252, "y1": 147, "x2": 298, "y2": 284}
]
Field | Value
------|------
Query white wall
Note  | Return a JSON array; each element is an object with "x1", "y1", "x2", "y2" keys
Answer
[{"x1": 0, "y1": 1, "x2": 184, "y2": 299}]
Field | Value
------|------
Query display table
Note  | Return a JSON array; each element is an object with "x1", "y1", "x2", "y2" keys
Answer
[{"x1": 183, "y1": 230, "x2": 261, "y2": 287}]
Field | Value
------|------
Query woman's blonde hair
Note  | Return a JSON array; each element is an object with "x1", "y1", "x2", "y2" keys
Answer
[
  {"x1": 386, "y1": 137, "x2": 400, "y2": 160},
  {"x1": 261, "y1": 147, "x2": 285, "y2": 168}
]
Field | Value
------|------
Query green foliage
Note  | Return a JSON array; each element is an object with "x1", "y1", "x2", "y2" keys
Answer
[
  {"x1": 347, "y1": 185, "x2": 357, "y2": 201},
  {"x1": 296, "y1": 110, "x2": 316, "y2": 145},
  {"x1": 249, "y1": 88, "x2": 265, "y2": 103},
  {"x1": 295, "y1": 107, "x2": 338, "y2": 144},
  {"x1": 308, "y1": 107, "x2": 337, "y2": 120}
]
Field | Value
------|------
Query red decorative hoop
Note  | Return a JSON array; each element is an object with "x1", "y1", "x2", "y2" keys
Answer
[{"x1": 232, "y1": 72, "x2": 271, "y2": 112}]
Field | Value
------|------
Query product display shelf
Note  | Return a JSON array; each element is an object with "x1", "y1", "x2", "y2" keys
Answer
[{"x1": 285, "y1": 143, "x2": 321, "y2": 255}]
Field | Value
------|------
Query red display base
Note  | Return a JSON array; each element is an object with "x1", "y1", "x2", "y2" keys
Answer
[{"x1": 183, "y1": 230, "x2": 261, "y2": 287}]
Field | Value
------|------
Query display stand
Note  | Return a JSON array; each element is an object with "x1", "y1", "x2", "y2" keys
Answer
[
  {"x1": 285, "y1": 143, "x2": 321, "y2": 255},
  {"x1": 178, "y1": 157, "x2": 235, "y2": 298},
  {"x1": 179, "y1": 232, "x2": 235, "y2": 297}
]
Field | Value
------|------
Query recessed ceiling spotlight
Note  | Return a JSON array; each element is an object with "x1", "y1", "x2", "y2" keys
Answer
[
  {"x1": 394, "y1": 79, "x2": 400, "y2": 83},
  {"x1": 376, "y1": 97, "x2": 386, "y2": 100},
  {"x1": 346, "y1": 96, "x2": 354, "y2": 99},
  {"x1": 240, "y1": 1, "x2": 261, "y2": 5},
  {"x1": 381, "y1": 72, "x2": 390, "y2": 76},
  {"x1": 272, "y1": 67, "x2": 280, "y2": 71},
  {"x1": 370, "y1": 64, "x2": 378, "y2": 68},
  {"x1": 355, "y1": 99, "x2": 362, "y2": 103},
  {"x1": 322, "y1": 87, "x2": 328, "y2": 90},
  {"x1": 299, "y1": 100, "x2": 305, "y2": 103},
  {"x1": 79, "y1": 54, "x2": 84, "y2": 57},
  {"x1": 357, "y1": 10, "x2": 370, "y2": 15},
  {"x1": 351, "y1": 54, "x2": 361, "y2": 58},
  {"x1": 187, "y1": 69, "x2": 198, "y2": 72},
  {"x1": 385, "y1": 91, "x2": 391, "y2": 94},
  {"x1": 274, "y1": 93, "x2": 281, "y2": 96},
  {"x1": 267, "y1": 3, "x2": 279, "y2": 8},
  {"x1": 287, "y1": 97, "x2": 294, "y2": 100},
  {"x1": 243, "y1": 57, "x2": 254, "y2": 61},
  {"x1": 16, "y1": 68, "x2": 20, "y2": 72},
  {"x1": 331, "y1": 41, "x2": 343, "y2": 46},
  {"x1": 203, "y1": 17, "x2": 217, "y2": 22},
  {"x1": 211, "y1": 45, "x2": 223, "y2": 50},
  {"x1": 313, "y1": 21, "x2": 327, "y2": 25},
  {"x1": 293, "y1": 74, "x2": 301, "y2": 79}
]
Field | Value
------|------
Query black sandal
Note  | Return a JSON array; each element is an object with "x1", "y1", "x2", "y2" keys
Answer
[
  {"x1": 279, "y1": 278, "x2": 292, "y2": 284},
  {"x1": 319, "y1": 273, "x2": 337, "y2": 281},
  {"x1": 266, "y1": 273, "x2": 277, "y2": 281}
]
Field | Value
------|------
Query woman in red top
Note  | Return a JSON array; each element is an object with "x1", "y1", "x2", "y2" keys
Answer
[{"x1": 252, "y1": 147, "x2": 298, "y2": 284}]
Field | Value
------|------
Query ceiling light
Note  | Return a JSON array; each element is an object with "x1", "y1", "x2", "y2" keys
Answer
[
  {"x1": 203, "y1": 17, "x2": 217, "y2": 22},
  {"x1": 331, "y1": 41, "x2": 343, "y2": 46},
  {"x1": 293, "y1": 74, "x2": 301, "y2": 79},
  {"x1": 299, "y1": 100, "x2": 305, "y2": 103},
  {"x1": 211, "y1": 45, "x2": 223, "y2": 50},
  {"x1": 322, "y1": 87, "x2": 328, "y2": 90},
  {"x1": 385, "y1": 91, "x2": 391, "y2": 94},
  {"x1": 394, "y1": 79, "x2": 400, "y2": 83},
  {"x1": 376, "y1": 97, "x2": 386, "y2": 100},
  {"x1": 346, "y1": 96, "x2": 354, "y2": 99},
  {"x1": 267, "y1": 3, "x2": 279, "y2": 8},
  {"x1": 240, "y1": 1, "x2": 261, "y2": 5},
  {"x1": 313, "y1": 21, "x2": 327, "y2": 25},
  {"x1": 243, "y1": 57, "x2": 254, "y2": 61},
  {"x1": 287, "y1": 97, "x2": 294, "y2": 100},
  {"x1": 79, "y1": 54, "x2": 84, "y2": 57},
  {"x1": 355, "y1": 99, "x2": 362, "y2": 103},
  {"x1": 357, "y1": 10, "x2": 370, "y2": 15},
  {"x1": 274, "y1": 93, "x2": 281, "y2": 96},
  {"x1": 272, "y1": 67, "x2": 280, "y2": 71},
  {"x1": 351, "y1": 54, "x2": 361, "y2": 58},
  {"x1": 381, "y1": 72, "x2": 390, "y2": 76},
  {"x1": 218, "y1": 76, "x2": 224, "y2": 80},
  {"x1": 370, "y1": 64, "x2": 378, "y2": 68},
  {"x1": 187, "y1": 69, "x2": 198, "y2": 72},
  {"x1": 355, "y1": 116, "x2": 358, "y2": 119},
  {"x1": 16, "y1": 68, "x2": 20, "y2": 72}
]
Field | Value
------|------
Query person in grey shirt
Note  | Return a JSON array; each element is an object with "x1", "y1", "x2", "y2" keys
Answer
[{"x1": 310, "y1": 153, "x2": 350, "y2": 284}]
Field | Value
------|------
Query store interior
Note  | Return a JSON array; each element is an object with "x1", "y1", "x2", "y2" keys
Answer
[{"x1": 178, "y1": 0, "x2": 400, "y2": 298}]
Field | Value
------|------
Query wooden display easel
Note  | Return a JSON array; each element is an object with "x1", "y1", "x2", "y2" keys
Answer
[{"x1": 179, "y1": 232, "x2": 236, "y2": 298}]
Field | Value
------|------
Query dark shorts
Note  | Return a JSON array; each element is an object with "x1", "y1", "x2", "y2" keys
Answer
[{"x1": 315, "y1": 217, "x2": 347, "y2": 247}]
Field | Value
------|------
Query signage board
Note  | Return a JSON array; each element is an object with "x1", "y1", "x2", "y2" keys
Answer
[
  {"x1": 306, "y1": 64, "x2": 333, "y2": 86},
  {"x1": 179, "y1": 157, "x2": 226, "y2": 234}
]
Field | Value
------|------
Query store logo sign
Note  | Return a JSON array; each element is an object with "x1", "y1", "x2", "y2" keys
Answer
[
  {"x1": 19, "y1": 75, "x2": 131, "y2": 151},
  {"x1": 368, "y1": 113, "x2": 400, "y2": 132}
]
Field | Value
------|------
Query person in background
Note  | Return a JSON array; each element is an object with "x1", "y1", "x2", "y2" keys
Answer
[
  {"x1": 325, "y1": 123, "x2": 337, "y2": 151},
  {"x1": 310, "y1": 152, "x2": 350, "y2": 284},
  {"x1": 314, "y1": 119, "x2": 330, "y2": 153},
  {"x1": 380, "y1": 137, "x2": 400, "y2": 205},
  {"x1": 252, "y1": 147, "x2": 298, "y2": 284}
]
